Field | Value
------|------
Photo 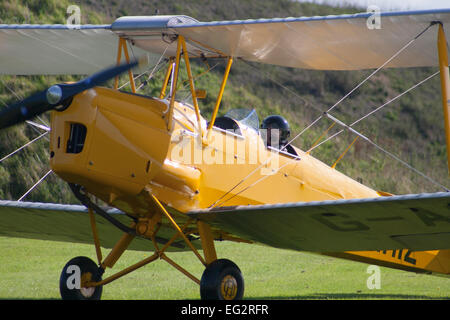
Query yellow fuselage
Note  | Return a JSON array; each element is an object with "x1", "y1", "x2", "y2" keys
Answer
[
  {"x1": 49, "y1": 87, "x2": 450, "y2": 276},
  {"x1": 49, "y1": 87, "x2": 379, "y2": 216}
]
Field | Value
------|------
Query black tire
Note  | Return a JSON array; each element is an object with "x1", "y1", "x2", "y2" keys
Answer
[
  {"x1": 200, "y1": 259, "x2": 244, "y2": 300},
  {"x1": 59, "y1": 256, "x2": 103, "y2": 300}
]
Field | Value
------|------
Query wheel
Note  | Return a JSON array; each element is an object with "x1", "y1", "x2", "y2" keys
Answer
[
  {"x1": 200, "y1": 259, "x2": 244, "y2": 300},
  {"x1": 59, "y1": 256, "x2": 103, "y2": 300}
]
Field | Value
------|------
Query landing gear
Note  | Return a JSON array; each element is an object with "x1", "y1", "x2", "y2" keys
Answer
[
  {"x1": 60, "y1": 190, "x2": 245, "y2": 300},
  {"x1": 59, "y1": 256, "x2": 103, "y2": 300},
  {"x1": 200, "y1": 259, "x2": 244, "y2": 300}
]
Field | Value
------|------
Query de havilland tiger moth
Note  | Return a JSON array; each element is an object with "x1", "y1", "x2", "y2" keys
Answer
[{"x1": 0, "y1": 8, "x2": 449, "y2": 300}]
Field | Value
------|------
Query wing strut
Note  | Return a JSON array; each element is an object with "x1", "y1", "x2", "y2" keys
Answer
[
  {"x1": 437, "y1": 23, "x2": 450, "y2": 175},
  {"x1": 114, "y1": 38, "x2": 137, "y2": 93}
]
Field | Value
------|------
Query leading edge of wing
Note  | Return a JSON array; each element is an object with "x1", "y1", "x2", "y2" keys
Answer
[
  {"x1": 189, "y1": 192, "x2": 450, "y2": 252},
  {"x1": 0, "y1": 199, "x2": 113, "y2": 213},
  {"x1": 172, "y1": 8, "x2": 450, "y2": 29},
  {"x1": 0, "y1": 24, "x2": 111, "y2": 30},
  {"x1": 197, "y1": 191, "x2": 450, "y2": 213}
]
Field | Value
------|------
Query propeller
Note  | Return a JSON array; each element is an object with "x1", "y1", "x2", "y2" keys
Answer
[{"x1": 0, "y1": 59, "x2": 142, "y2": 130}]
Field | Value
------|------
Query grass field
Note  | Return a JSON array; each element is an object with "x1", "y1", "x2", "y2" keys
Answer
[{"x1": 0, "y1": 236, "x2": 448, "y2": 300}]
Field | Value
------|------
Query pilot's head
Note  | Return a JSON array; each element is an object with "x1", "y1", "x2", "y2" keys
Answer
[{"x1": 261, "y1": 115, "x2": 290, "y2": 147}]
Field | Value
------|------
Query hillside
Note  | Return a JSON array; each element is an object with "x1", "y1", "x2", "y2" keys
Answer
[{"x1": 0, "y1": 0, "x2": 448, "y2": 203}]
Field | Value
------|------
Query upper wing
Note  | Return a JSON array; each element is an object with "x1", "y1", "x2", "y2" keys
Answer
[
  {"x1": 0, "y1": 24, "x2": 152, "y2": 75},
  {"x1": 0, "y1": 25, "x2": 116, "y2": 75},
  {"x1": 116, "y1": 9, "x2": 450, "y2": 70},
  {"x1": 189, "y1": 192, "x2": 450, "y2": 252},
  {"x1": 2, "y1": 9, "x2": 450, "y2": 75},
  {"x1": 0, "y1": 200, "x2": 189, "y2": 251}
]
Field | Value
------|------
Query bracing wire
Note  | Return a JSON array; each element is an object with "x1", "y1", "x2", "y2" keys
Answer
[
  {"x1": 118, "y1": 44, "x2": 171, "y2": 91},
  {"x1": 324, "y1": 112, "x2": 449, "y2": 192},
  {"x1": 308, "y1": 70, "x2": 441, "y2": 153},
  {"x1": 0, "y1": 132, "x2": 49, "y2": 163},
  {"x1": 18, "y1": 170, "x2": 53, "y2": 201},
  {"x1": 208, "y1": 22, "x2": 443, "y2": 208}
]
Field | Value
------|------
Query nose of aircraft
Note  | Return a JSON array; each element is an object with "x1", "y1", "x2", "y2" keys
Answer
[{"x1": 0, "y1": 59, "x2": 140, "y2": 130}]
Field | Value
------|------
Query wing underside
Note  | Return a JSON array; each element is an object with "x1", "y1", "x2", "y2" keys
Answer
[
  {"x1": 0, "y1": 25, "x2": 153, "y2": 75},
  {"x1": 189, "y1": 192, "x2": 450, "y2": 252},
  {"x1": 169, "y1": 9, "x2": 450, "y2": 70}
]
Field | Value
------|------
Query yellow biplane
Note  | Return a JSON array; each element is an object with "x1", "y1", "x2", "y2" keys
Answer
[{"x1": 0, "y1": 9, "x2": 450, "y2": 300}]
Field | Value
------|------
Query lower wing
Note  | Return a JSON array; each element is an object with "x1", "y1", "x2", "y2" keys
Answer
[
  {"x1": 0, "y1": 200, "x2": 189, "y2": 251},
  {"x1": 189, "y1": 192, "x2": 450, "y2": 252}
]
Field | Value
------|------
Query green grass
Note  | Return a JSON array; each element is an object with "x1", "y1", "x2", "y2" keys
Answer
[{"x1": 0, "y1": 236, "x2": 448, "y2": 300}]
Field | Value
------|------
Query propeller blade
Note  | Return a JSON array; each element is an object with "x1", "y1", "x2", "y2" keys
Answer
[
  {"x1": 0, "y1": 90, "x2": 50, "y2": 130},
  {"x1": 0, "y1": 59, "x2": 140, "y2": 130}
]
